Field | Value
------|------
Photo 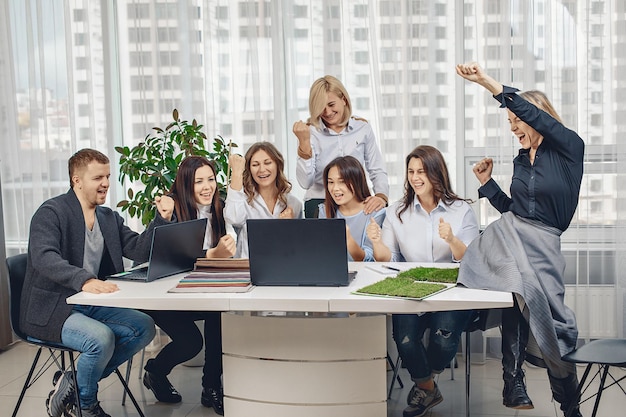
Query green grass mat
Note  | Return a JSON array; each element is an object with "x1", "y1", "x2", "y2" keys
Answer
[
  {"x1": 396, "y1": 266, "x2": 458, "y2": 283},
  {"x1": 355, "y1": 276, "x2": 448, "y2": 299}
]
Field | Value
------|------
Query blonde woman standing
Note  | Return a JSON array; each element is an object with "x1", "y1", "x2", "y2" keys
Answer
[{"x1": 293, "y1": 75, "x2": 389, "y2": 218}]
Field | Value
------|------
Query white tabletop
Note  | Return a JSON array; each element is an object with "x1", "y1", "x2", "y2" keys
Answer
[{"x1": 66, "y1": 262, "x2": 512, "y2": 313}]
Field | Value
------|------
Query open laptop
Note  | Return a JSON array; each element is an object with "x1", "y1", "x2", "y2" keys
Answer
[
  {"x1": 246, "y1": 218, "x2": 355, "y2": 286},
  {"x1": 107, "y1": 218, "x2": 207, "y2": 282}
]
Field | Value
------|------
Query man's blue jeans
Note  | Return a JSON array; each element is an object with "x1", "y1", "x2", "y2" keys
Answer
[
  {"x1": 61, "y1": 305, "x2": 155, "y2": 409},
  {"x1": 392, "y1": 310, "x2": 475, "y2": 383}
]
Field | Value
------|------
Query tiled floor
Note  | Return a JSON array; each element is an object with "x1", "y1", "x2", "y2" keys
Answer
[{"x1": 0, "y1": 339, "x2": 623, "y2": 417}]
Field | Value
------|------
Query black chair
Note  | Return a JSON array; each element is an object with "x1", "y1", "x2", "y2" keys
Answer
[
  {"x1": 7, "y1": 253, "x2": 146, "y2": 417},
  {"x1": 562, "y1": 338, "x2": 626, "y2": 417}
]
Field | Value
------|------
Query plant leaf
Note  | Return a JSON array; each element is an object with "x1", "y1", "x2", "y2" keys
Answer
[{"x1": 117, "y1": 109, "x2": 238, "y2": 226}]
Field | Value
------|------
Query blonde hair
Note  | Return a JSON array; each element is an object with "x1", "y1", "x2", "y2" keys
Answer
[
  {"x1": 520, "y1": 90, "x2": 563, "y2": 124},
  {"x1": 308, "y1": 75, "x2": 352, "y2": 130}
]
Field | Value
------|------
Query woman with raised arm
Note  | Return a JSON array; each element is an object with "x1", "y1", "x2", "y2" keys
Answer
[
  {"x1": 366, "y1": 145, "x2": 479, "y2": 417},
  {"x1": 143, "y1": 156, "x2": 235, "y2": 415},
  {"x1": 224, "y1": 141, "x2": 302, "y2": 258},
  {"x1": 293, "y1": 75, "x2": 389, "y2": 218},
  {"x1": 456, "y1": 62, "x2": 585, "y2": 417},
  {"x1": 318, "y1": 155, "x2": 385, "y2": 261}
]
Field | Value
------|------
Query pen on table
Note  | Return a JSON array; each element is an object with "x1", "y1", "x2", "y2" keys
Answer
[{"x1": 382, "y1": 265, "x2": 401, "y2": 272}]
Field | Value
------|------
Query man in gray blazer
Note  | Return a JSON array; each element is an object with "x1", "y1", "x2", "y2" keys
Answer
[{"x1": 20, "y1": 149, "x2": 172, "y2": 417}]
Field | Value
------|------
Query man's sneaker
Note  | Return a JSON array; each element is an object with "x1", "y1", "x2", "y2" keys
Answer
[
  {"x1": 46, "y1": 371, "x2": 75, "y2": 417},
  {"x1": 403, "y1": 383, "x2": 444, "y2": 417},
  {"x1": 65, "y1": 402, "x2": 111, "y2": 417},
  {"x1": 52, "y1": 370, "x2": 63, "y2": 386},
  {"x1": 201, "y1": 387, "x2": 224, "y2": 415}
]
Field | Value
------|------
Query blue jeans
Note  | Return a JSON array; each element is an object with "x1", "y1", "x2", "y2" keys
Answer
[
  {"x1": 392, "y1": 310, "x2": 475, "y2": 383},
  {"x1": 61, "y1": 305, "x2": 155, "y2": 409}
]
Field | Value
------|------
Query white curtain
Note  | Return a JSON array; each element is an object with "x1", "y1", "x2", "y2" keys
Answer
[{"x1": 1, "y1": 0, "x2": 624, "y2": 339}]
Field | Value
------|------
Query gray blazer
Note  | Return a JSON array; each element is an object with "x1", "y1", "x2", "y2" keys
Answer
[{"x1": 19, "y1": 189, "x2": 168, "y2": 342}]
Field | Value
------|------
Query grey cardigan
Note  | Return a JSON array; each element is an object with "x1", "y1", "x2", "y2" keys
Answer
[{"x1": 19, "y1": 189, "x2": 168, "y2": 342}]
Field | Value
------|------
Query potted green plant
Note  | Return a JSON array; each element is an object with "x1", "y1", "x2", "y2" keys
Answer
[{"x1": 116, "y1": 109, "x2": 237, "y2": 226}]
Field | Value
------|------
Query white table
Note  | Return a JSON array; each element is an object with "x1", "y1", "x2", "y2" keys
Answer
[{"x1": 67, "y1": 262, "x2": 512, "y2": 417}]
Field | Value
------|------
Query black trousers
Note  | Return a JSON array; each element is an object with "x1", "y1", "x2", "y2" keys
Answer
[{"x1": 145, "y1": 310, "x2": 222, "y2": 389}]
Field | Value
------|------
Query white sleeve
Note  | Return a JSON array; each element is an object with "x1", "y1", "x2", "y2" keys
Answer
[
  {"x1": 288, "y1": 194, "x2": 305, "y2": 219},
  {"x1": 296, "y1": 153, "x2": 316, "y2": 190},
  {"x1": 223, "y1": 186, "x2": 250, "y2": 227},
  {"x1": 363, "y1": 128, "x2": 389, "y2": 197},
  {"x1": 381, "y1": 213, "x2": 403, "y2": 262}
]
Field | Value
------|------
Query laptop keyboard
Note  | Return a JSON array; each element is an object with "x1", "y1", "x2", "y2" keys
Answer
[{"x1": 108, "y1": 266, "x2": 148, "y2": 280}]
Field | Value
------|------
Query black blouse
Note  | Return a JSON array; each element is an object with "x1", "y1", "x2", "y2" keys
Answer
[{"x1": 478, "y1": 86, "x2": 585, "y2": 232}]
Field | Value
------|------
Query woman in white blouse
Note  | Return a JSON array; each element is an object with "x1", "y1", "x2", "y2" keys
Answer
[
  {"x1": 366, "y1": 145, "x2": 479, "y2": 417},
  {"x1": 224, "y1": 141, "x2": 303, "y2": 258}
]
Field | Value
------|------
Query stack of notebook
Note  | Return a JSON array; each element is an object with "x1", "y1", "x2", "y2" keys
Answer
[{"x1": 168, "y1": 258, "x2": 253, "y2": 293}]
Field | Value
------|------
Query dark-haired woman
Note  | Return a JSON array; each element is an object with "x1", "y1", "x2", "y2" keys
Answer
[
  {"x1": 366, "y1": 145, "x2": 479, "y2": 417},
  {"x1": 318, "y1": 155, "x2": 385, "y2": 261},
  {"x1": 142, "y1": 156, "x2": 234, "y2": 415},
  {"x1": 456, "y1": 62, "x2": 584, "y2": 417}
]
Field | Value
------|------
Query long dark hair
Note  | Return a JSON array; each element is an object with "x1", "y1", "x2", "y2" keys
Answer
[
  {"x1": 397, "y1": 145, "x2": 472, "y2": 221},
  {"x1": 242, "y1": 141, "x2": 292, "y2": 206},
  {"x1": 322, "y1": 156, "x2": 371, "y2": 218},
  {"x1": 169, "y1": 156, "x2": 226, "y2": 247}
]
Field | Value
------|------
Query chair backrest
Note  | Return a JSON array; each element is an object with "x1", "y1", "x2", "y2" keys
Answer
[{"x1": 6, "y1": 253, "x2": 29, "y2": 341}]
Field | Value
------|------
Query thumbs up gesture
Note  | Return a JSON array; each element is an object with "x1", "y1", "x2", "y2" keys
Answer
[
  {"x1": 366, "y1": 217, "x2": 382, "y2": 243},
  {"x1": 438, "y1": 217, "x2": 454, "y2": 243}
]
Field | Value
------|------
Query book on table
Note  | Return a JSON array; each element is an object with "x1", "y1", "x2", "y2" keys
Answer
[
  {"x1": 168, "y1": 258, "x2": 253, "y2": 293},
  {"x1": 193, "y1": 257, "x2": 250, "y2": 269}
]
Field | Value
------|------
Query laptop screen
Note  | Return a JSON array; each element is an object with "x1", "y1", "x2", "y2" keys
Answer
[
  {"x1": 107, "y1": 217, "x2": 207, "y2": 282},
  {"x1": 246, "y1": 218, "x2": 351, "y2": 286},
  {"x1": 147, "y1": 217, "x2": 207, "y2": 281}
]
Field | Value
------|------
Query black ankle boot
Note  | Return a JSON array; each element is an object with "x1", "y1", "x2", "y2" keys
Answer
[
  {"x1": 548, "y1": 373, "x2": 582, "y2": 417},
  {"x1": 501, "y1": 305, "x2": 534, "y2": 409},
  {"x1": 202, "y1": 386, "x2": 224, "y2": 415},
  {"x1": 143, "y1": 359, "x2": 182, "y2": 403}
]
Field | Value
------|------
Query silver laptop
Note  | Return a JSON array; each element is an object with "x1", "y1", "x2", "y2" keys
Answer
[
  {"x1": 246, "y1": 218, "x2": 355, "y2": 286},
  {"x1": 107, "y1": 218, "x2": 207, "y2": 282}
]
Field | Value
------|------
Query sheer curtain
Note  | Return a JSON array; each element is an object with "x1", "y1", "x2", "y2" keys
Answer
[
  {"x1": 0, "y1": 0, "x2": 117, "y2": 252},
  {"x1": 1, "y1": 0, "x2": 624, "y2": 342}
]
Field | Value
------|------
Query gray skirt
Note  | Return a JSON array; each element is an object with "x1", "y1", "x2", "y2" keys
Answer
[{"x1": 458, "y1": 211, "x2": 578, "y2": 371}]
